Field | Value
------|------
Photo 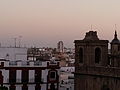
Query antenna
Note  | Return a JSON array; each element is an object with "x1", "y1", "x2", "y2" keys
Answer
[
  {"x1": 91, "y1": 25, "x2": 93, "y2": 30},
  {"x1": 13, "y1": 38, "x2": 17, "y2": 48},
  {"x1": 19, "y1": 36, "x2": 22, "y2": 48}
]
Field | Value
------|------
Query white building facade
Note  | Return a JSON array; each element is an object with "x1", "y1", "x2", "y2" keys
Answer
[
  {"x1": 0, "y1": 60, "x2": 60, "y2": 90},
  {"x1": 0, "y1": 47, "x2": 27, "y2": 61}
]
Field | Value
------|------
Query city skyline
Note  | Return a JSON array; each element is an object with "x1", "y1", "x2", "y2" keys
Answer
[{"x1": 0, "y1": 0, "x2": 120, "y2": 47}]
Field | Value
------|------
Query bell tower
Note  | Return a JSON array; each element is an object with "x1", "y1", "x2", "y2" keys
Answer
[
  {"x1": 74, "y1": 31, "x2": 120, "y2": 90},
  {"x1": 74, "y1": 31, "x2": 108, "y2": 67},
  {"x1": 110, "y1": 31, "x2": 120, "y2": 67},
  {"x1": 74, "y1": 31, "x2": 109, "y2": 90}
]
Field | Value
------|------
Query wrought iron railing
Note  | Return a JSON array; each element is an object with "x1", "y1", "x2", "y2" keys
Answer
[{"x1": 6, "y1": 78, "x2": 44, "y2": 84}]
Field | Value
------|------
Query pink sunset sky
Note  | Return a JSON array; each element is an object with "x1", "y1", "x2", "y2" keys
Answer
[{"x1": 0, "y1": 0, "x2": 120, "y2": 47}]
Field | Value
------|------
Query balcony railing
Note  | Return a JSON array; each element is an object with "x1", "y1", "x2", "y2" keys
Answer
[{"x1": 6, "y1": 78, "x2": 44, "y2": 84}]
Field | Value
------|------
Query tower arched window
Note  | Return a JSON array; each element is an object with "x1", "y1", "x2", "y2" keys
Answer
[
  {"x1": 79, "y1": 48, "x2": 83, "y2": 63},
  {"x1": 101, "y1": 85, "x2": 110, "y2": 90},
  {"x1": 95, "y1": 47, "x2": 101, "y2": 64}
]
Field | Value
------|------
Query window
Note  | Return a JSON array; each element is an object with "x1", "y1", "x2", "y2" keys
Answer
[
  {"x1": 35, "y1": 70, "x2": 41, "y2": 83},
  {"x1": 50, "y1": 71, "x2": 56, "y2": 79},
  {"x1": 9, "y1": 70, "x2": 16, "y2": 83},
  {"x1": 79, "y1": 48, "x2": 83, "y2": 63},
  {"x1": 34, "y1": 61, "x2": 42, "y2": 66},
  {"x1": 0, "y1": 86, "x2": 8, "y2": 90},
  {"x1": 9, "y1": 61, "x2": 17, "y2": 66},
  {"x1": 101, "y1": 85, "x2": 110, "y2": 90},
  {"x1": 118, "y1": 46, "x2": 120, "y2": 51},
  {"x1": 22, "y1": 70, "x2": 29, "y2": 83},
  {"x1": 95, "y1": 47, "x2": 101, "y2": 64}
]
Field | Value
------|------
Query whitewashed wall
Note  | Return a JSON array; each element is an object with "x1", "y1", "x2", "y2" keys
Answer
[{"x1": 0, "y1": 47, "x2": 27, "y2": 61}]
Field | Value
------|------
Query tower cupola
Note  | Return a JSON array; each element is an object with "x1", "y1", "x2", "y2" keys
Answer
[
  {"x1": 83, "y1": 31, "x2": 99, "y2": 41},
  {"x1": 111, "y1": 31, "x2": 120, "y2": 44}
]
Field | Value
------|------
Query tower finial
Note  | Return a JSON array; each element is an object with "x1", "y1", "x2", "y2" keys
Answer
[
  {"x1": 115, "y1": 24, "x2": 117, "y2": 30},
  {"x1": 114, "y1": 24, "x2": 118, "y2": 39},
  {"x1": 111, "y1": 25, "x2": 119, "y2": 44},
  {"x1": 114, "y1": 30, "x2": 117, "y2": 39}
]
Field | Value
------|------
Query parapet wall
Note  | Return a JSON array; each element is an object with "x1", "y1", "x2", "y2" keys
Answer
[
  {"x1": 0, "y1": 60, "x2": 59, "y2": 68},
  {"x1": 76, "y1": 66, "x2": 120, "y2": 78}
]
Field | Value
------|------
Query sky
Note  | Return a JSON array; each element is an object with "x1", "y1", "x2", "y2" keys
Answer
[{"x1": 0, "y1": 0, "x2": 120, "y2": 48}]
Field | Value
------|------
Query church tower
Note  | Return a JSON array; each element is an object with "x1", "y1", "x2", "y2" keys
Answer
[
  {"x1": 74, "y1": 31, "x2": 108, "y2": 67},
  {"x1": 74, "y1": 31, "x2": 120, "y2": 90},
  {"x1": 110, "y1": 31, "x2": 120, "y2": 67}
]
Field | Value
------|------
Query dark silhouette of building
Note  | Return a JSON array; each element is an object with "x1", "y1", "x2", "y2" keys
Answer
[{"x1": 74, "y1": 31, "x2": 120, "y2": 90}]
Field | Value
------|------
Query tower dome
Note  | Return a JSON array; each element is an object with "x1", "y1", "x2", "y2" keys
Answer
[{"x1": 111, "y1": 31, "x2": 120, "y2": 44}]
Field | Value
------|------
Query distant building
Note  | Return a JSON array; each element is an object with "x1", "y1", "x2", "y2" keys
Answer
[
  {"x1": 0, "y1": 47, "x2": 27, "y2": 61},
  {"x1": 74, "y1": 31, "x2": 120, "y2": 90},
  {"x1": 60, "y1": 67, "x2": 74, "y2": 90},
  {"x1": 27, "y1": 47, "x2": 51, "y2": 61},
  {"x1": 57, "y1": 41, "x2": 64, "y2": 53}
]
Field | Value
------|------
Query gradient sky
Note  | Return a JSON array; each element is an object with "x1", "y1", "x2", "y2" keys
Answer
[{"x1": 0, "y1": 0, "x2": 120, "y2": 47}]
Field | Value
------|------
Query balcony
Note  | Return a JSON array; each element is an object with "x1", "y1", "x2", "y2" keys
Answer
[{"x1": 6, "y1": 78, "x2": 44, "y2": 84}]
